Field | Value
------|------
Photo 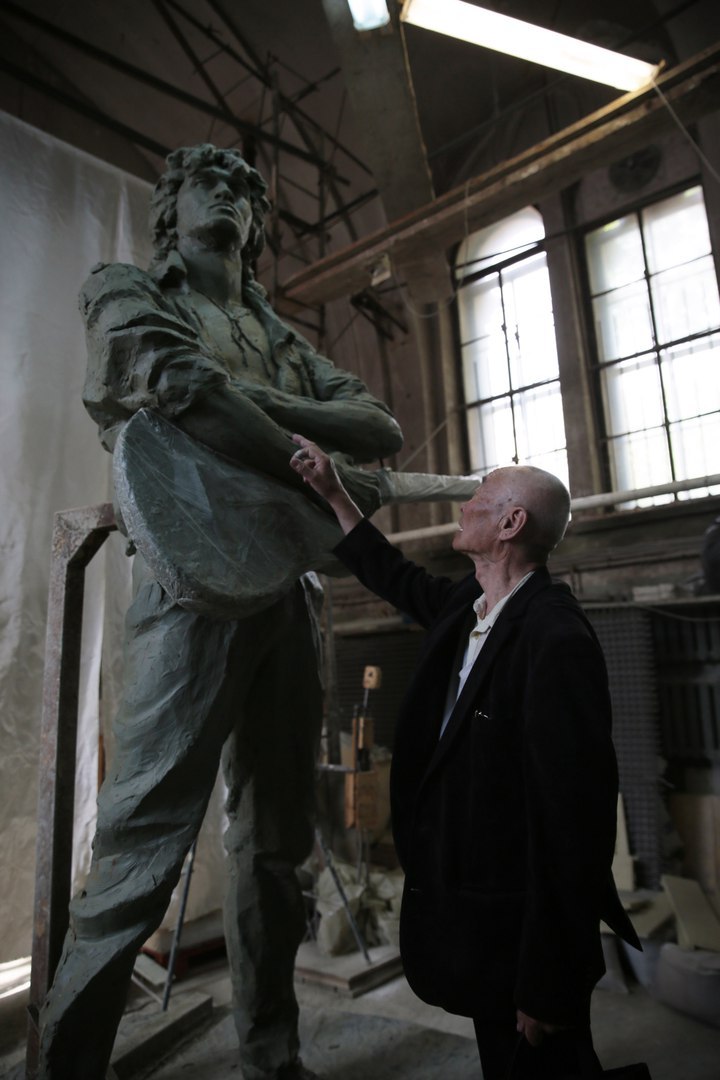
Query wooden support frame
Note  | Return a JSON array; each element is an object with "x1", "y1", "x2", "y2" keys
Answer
[
  {"x1": 26, "y1": 504, "x2": 116, "y2": 1078},
  {"x1": 280, "y1": 42, "x2": 720, "y2": 306}
]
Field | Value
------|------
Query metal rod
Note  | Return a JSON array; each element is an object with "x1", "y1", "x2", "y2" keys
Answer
[
  {"x1": 314, "y1": 829, "x2": 371, "y2": 964},
  {"x1": 570, "y1": 473, "x2": 720, "y2": 510},
  {"x1": 153, "y1": 0, "x2": 235, "y2": 122},
  {"x1": 0, "y1": 0, "x2": 325, "y2": 168},
  {"x1": 161, "y1": 839, "x2": 197, "y2": 1011},
  {"x1": 204, "y1": 0, "x2": 372, "y2": 176},
  {"x1": 0, "y1": 58, "x2": 171, "y2": 160}
]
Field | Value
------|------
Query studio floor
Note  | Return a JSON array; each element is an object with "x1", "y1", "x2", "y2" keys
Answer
[{"x1": 2, "y1": 947, "x2": 719, "y2": 1079}]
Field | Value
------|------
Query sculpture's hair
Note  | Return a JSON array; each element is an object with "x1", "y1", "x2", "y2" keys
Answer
[{"x1": 149, "y1": 144, "x2": 271, "y2": 265}]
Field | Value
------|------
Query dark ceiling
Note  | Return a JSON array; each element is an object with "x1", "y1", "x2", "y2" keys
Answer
[{"x1": 0, "y1": 0, "x2": 712, "y2": 293}]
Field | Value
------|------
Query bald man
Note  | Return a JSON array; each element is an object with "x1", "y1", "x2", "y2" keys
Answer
[{"x1": 290, "y1": 437, "x2": 640, "y2": 1080}]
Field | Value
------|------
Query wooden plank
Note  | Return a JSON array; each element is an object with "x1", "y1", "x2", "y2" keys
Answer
[
  {"x1": 611, "y1": 794, "x2": 636, "y2": 890},
  {"x1": 27, "y1": 504, "x2": 117, "y2": 1078},
  {"x1": 628, "y1": 891, "x2": 674, "y2": 940},
  {"x1": 294, "y1": 941, "x2": 403, "y2": 997},
  {"x1": 281, "y1": 43, "x2": 720, "y2": 306},
  {"x1": 670, "y1": 793, "x2": 720, "y2": 914}
]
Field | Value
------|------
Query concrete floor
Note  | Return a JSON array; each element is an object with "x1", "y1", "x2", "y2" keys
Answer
[
  {"x1": 2, "y1": 949, "x2": 719, "y2": 1079},
  {"x1": 139, "y1": 960, "x2": 720, "y2": 1080}
]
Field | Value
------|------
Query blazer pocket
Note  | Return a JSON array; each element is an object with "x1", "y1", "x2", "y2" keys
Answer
[{"x1": 456, "y1": 886, "x2": 525, "y2": 904}]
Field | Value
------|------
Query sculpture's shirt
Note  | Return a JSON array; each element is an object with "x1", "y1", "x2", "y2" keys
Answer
[{"x1": 80, "y1": 250, "x2": 395, "y2": 453}]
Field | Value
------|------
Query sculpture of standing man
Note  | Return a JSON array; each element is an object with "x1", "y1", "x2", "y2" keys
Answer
[{"x1": 37, "y1": 144, "x2": 404, "y2": 1080}]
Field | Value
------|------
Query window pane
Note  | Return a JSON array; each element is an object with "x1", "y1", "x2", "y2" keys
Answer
[
  {"x1": 607, "y1": 427, "x2": 673, "y2": 506},
  {"x1": 468, "y1": 400, "x2": 516, "y2": 472},
  {"x1": 661, "y1": 336, "x2": 720, "y2": 423},
  {"x1": 593, "y1": 281, "x2": 654, "y2": 361},
  {"x1": 457, "y1": 208, "x2": 567, "y2": 485},
  {"x1": 525, "y1": 448, "x2": 570, "y2": 491},
  {"x1": 651, "y1": 256, "x2": 720, "y2": 344},
  {"x1": 461, "y1": 338, "x2": 510, "y2": 405},
  {"x1": 503, "y1": 253, "x2": 560, "y2": 386},
  {"x1": 459, "y1": 276, "x2": 510, "y2": 402},
  {"x1": 457, "y1": 206, "x2": 544, "y2": 278},
  {"x1": 669, "y1": 413, "x2": 720, "y2": 483},
  {"x1": 601, "y1": 355, "x2": 664, "y2": 436},
  {"x1": 458, "y1": 272, "x2": 500, "y2": 346},
  {"x1": 514, "y1": 384, "x2": 567, "y2": 460},
  {"x1": 644, "y1": 186, "x2": 712, "y2": 274},
  {"x1": 586, "y1": 216, "x2": 645, "y2": 294}
]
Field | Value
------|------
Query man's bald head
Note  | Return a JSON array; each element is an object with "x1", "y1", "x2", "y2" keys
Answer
[{"x1": 491, "y1": 465, "x2": 571, "y2": 563}]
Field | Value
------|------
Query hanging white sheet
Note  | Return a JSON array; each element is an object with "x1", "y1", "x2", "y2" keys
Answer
[{"x1": 0, "y1": 112, "x2": 227, "y2": 963}]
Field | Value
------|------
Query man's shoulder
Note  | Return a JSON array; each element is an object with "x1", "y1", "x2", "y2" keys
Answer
[{"x1": 522, "y1": 577, "x2": 602, "y2": 654}]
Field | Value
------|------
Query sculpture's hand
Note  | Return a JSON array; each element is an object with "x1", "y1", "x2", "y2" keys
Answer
[{"x1": 290, "y1": 435, "x2": 364, "y2": 535}]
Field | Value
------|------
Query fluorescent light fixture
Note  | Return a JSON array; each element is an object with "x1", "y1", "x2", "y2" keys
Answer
[
  {"x1": 401, "y1": 0, "x2": 660, "y2": 92},
  {"x1": 347, "y1": 0, "x2": 390, "y2": 31}
]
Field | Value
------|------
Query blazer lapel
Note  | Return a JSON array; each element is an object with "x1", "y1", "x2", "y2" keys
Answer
[
  {"x1": 421, "y1": 568, "x2": 552, "y2": 779},
  {"x1": 395, "y1": 586, "x2": 478, "y2": 777}
]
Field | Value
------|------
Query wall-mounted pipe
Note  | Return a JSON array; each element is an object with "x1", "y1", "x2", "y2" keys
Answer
[{"x1": 386, "y1": 472, "x2": 720, "y2": 545}]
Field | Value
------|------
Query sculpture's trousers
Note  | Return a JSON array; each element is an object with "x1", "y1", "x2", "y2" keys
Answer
[{"x1": 38, "y1": 570, "x2": 323, "y2": 1080}]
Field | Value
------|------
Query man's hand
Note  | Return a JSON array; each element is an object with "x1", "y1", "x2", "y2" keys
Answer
[
  {"x1": 516, "y1": 1010, "x2": 570, "y2": 1047},
  {"x1": 290, "y1": 435, "x2": 364, "y2": 535},
  {"x1": 290, "y1": 435, "x2": 343, "y2": 499}
]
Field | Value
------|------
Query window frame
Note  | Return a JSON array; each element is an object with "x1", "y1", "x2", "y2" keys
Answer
[
  {"x1": 454, "y1": 218, "x2": 568, "y2": 482},
  {"x1": 578, "y1": 176, "x2": 720, "y2": 504}
]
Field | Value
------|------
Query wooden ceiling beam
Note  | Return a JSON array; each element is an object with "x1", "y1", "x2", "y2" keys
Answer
[{"x1": 280, "y1": 41, "x2": 720, "y2": 307}]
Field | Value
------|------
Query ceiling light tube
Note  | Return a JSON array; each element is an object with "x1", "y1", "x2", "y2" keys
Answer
[
  {"x1": 347, "y1": 0, "x2": 391, "y2": 31},
  {"x1": 401, "y1": 0, "x2": 660, "y2": 92}
]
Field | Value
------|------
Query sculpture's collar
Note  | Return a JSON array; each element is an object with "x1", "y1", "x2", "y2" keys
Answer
[
  {"x1": 149, "y1": 248, "x2": 269, "y2": 309},
  {"x1": 150, "y1": 249, "x2": 188, "y2": 288}
]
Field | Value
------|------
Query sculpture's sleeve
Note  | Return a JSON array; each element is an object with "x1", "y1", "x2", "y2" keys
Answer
[
  {"x1": 256, "y1": 335, "x2": 403, "y2": 463},
  {"x1": 80, "y1": 262, "x2": 227, "y2": 449}
]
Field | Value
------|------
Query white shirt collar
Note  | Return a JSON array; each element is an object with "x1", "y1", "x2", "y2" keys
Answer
[{"x1": 471, "y1": 570, "x2": 535, "y2": 634}]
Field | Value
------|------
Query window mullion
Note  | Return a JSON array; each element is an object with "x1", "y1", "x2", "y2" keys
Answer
[
  {"x1": 638, "y1": 209, "x2": 677, "y2": 485},
  {"x1": 498, "y1": 268, "x2": 520, "y2": 465}
]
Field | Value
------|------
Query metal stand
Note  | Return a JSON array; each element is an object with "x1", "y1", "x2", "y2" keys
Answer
[
  {"x1": 161, "y1": 839, "x2": 197, "y2": 1011},
  {"x1": 313, "y1": 827, "x2": 371, "y2": 964}
]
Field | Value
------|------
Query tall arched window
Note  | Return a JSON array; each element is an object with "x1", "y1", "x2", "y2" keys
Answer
[{"x1": 456, "y1": 207, "x2": 568, "y2": 487}]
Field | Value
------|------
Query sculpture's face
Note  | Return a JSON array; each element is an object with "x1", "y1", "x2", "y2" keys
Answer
[{"x1": 175, "y1": 164, "x2": 254, "y2": 252}]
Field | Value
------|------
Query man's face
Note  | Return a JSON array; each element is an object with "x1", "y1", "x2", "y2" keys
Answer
[
  {"x1": 452, "y1": 469, "x2": 513, "y2": 560},
  {"x1": 175, "y1": 165, "x2": 254, "y2": 253}
]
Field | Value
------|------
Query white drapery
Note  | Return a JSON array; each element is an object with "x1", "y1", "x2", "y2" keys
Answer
[{"x1": 0, "y1": 112, "x2": 227, "y2": 964}]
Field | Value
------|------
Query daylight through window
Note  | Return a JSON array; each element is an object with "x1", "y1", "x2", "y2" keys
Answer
[{"x1": 456, "y1": 207, "x2": 568, "y2": 488}]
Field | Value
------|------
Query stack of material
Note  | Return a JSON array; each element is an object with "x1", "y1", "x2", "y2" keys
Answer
[
  {"x1": 650, "y1": 875, "x2": 720, "y2": 1027},
  {"x1": 606, "y1": 791, "x2": 720, "y2": 1026},
  {"x1": 314, "y1": 861, "x2": 404, "y2": 957}
]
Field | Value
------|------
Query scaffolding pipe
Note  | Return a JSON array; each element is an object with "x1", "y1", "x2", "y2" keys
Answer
[{"x1": 385, "y1": 472, "x2": 720, "y2": 545}]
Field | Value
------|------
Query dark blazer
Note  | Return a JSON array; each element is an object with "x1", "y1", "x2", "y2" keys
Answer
[{"x1": 335, "y1": 519, "x2": 639, "y2": 1025}]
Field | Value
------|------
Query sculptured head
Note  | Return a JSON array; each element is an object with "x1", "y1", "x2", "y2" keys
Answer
[{"x1": 150, "y1": 144, "x2": 271, "y2": 264}]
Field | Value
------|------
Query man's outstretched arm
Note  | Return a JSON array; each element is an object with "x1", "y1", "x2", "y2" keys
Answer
[{"x1": 290, "y1": 435, "x2": 364, "y2": 533}]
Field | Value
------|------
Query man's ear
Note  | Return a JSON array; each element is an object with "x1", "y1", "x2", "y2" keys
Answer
[{"x1": 499, "y1": 506, "x2": 527, "y2": 539}]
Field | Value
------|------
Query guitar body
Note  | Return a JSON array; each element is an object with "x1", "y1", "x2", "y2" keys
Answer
[{"x1": 113, "y1": 408, "x2": 343, "y2": 618}]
